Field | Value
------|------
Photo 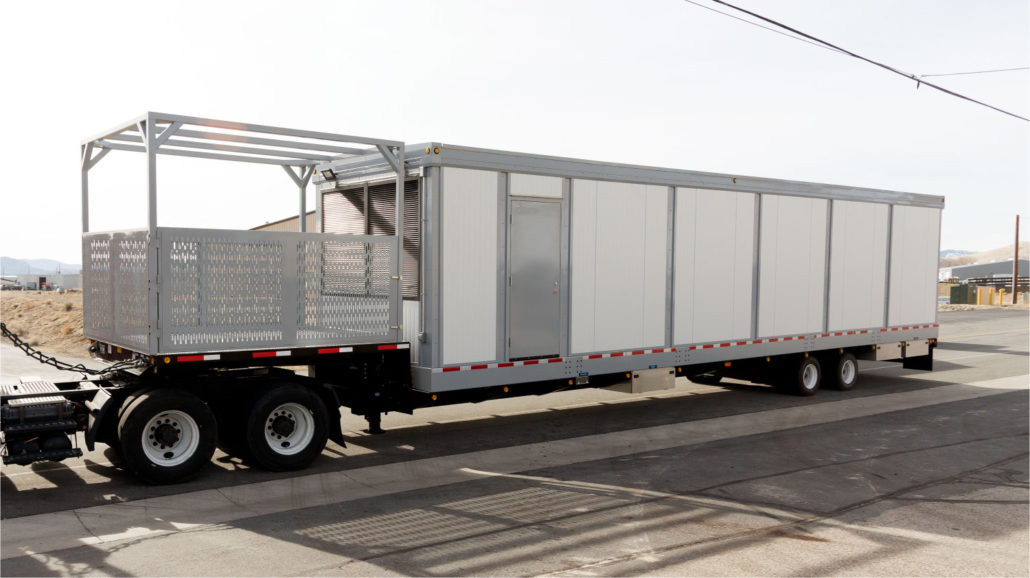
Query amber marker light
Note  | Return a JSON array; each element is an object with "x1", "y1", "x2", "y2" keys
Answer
[{"x1": 163, "y1": 357, "x2": 171, "y2": 364}]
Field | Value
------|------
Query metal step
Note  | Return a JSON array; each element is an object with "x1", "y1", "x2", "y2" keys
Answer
[
  {"x1": 2, "y1": 418, "x2": 79, "y2": 434},
  {"x1": 1, "y1": 378, "x2": 65, "y2": 406},
  {"x1": 3, "y1": 447, "x2": 83, "y2": 466}
]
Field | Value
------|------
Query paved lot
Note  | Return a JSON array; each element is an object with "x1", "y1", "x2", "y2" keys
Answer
[{"x1": 1, "y1": 309, "x2": 1027, "y2": 576}]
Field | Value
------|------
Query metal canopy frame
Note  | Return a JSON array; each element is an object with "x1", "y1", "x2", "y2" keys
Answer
[
  {"x1": 81, "y1": 112, "x2": 405, "y2": 236},
  {"x1": 81, "y1": 112, "x2": 407, "y2": 341}
]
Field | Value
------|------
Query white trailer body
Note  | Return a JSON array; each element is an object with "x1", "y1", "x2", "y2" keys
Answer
[{"x1": 313, "y1": 143, "x2": 943, "y2": 393}]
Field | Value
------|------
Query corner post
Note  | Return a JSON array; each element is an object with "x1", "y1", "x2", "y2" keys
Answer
[
  {"x1": 142, "y1": 114, "x2": 160, "y2": 352},
  {"x1": 393, "y1": 146, "x2": 405, "y2": 342}
]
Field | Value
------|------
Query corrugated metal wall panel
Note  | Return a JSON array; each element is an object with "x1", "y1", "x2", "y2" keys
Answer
[
  {"x1": 828, "y1": 200, "x2": 888, "y2": 331},
  {"x1": 673, "y1": 188, "x2": 755, "y2": 344},
  {"x1": 888, "y1": 206, "x2": 940, "y2": 326},
  {"x1": 441, "y1": 168, "x2": 499, "y2": 365},
  {"x1": 570, "y1": 179, "x2": 667, "y2": 354},
  {"x1": 758, "y1": 195, "x2": 828, "y2": 337}
]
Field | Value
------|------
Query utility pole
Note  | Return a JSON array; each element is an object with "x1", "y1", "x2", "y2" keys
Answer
[{"x1": 1014, "y1": 215, "x2": 1021, "y2": 305}]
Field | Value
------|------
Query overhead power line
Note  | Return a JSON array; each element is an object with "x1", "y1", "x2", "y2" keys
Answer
[
  {"x1": 686, "y1": 0, "x2": 1029, "y2": 122},
  {"x1": 920, "y1": 66, "x2": 1029, "y2": 78},
  {"x1": 682, "y1": 0, "x2": 844, "y2": 56}
]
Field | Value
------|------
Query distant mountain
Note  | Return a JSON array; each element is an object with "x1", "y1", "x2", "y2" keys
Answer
[
  {"x1": 940, "y1": 242, "x2": 1029, "y2": 268},
  {"x1": 940, "y1": 249, "x2": 974, "y2": 259},
  {"x1": 0, "y1": 257, "x2": 82, "y2": 275}
]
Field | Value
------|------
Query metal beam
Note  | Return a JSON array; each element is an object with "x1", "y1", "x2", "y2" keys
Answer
[
  {"x1": 97, "y1": 140, "x2": 311, "y2": 166},
  {"x1": 148, "y1": 112, "x2": 404, "y2": 148},
  {"x1": 172, "y1": 129, "x2": 369, "y2": 156},
  {"x1": 377, "y1": 144, "x2": 403, "y2": 174},
  {"x1": 108, "y1": 131, "x2": 357, "y2": 160},
  {"x1": 153, "y1": 121, "x2": 183, "y2": 147}
]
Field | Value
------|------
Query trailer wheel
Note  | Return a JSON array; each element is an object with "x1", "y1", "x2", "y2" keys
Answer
[
  {"x1": 244, "y1": 383, "x2": 329, "y2": 472},
  {"x1": 687, "y1": 373, "x2": 722, "y2": 385},
  {"x1": 117, "y1": 389, "x2": 217, "y2": 484},
  {"x1": 829, "y1": 352, "x2": 858, "y2": 391},
  {"x1": 786, "y1": 356, "x2": 822, "y2": 396}
]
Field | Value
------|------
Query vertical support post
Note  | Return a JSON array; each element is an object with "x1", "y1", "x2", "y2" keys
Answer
[
  {"x1": 81, "y1": 143, "x2": 92, "y2": 233},
  {"x1": 883, "y1": 205, "x2": 894, "y2": 328},
  {"x1": 1013, "y1": 215, "x2": 1020, "y2": 304},
  {"x1": 315, "y1": 184, "x2": 323, "y2": 233},
  {"x1": 393, "y1": 147, "x2": 405, "y2": 343},
  {"x1": 299, "y1": 178, "x2": 307, "y2": 232},
  {"x1": 751, "y1": 194, "x2": 762, "y2": 339},
  {"x1": 299, "y1": 166, "x2": 313, "y2": 232},
  {"x1": 822, "y1": 200, "x2": 834, "y2": 333},
  {"x1": 142, "y1": 115, "x2": 160, "y2": 352}
]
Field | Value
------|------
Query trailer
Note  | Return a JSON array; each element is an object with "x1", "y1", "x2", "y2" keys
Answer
[{"x1": 0, "y1": 112, "x2": 943, "y2": 483}]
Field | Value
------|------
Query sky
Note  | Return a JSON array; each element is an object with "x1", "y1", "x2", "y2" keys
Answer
[{"x1": 0, "y1": 0, "x2": 1027, "y2": 265}]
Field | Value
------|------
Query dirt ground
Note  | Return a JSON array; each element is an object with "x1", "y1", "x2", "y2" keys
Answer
[{"x1": 0, "y1": 291, "x2": 89, "y2": 359}]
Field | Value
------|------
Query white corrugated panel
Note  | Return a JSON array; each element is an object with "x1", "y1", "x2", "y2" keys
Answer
[
  {"x1": 888, "y1": 205, "x2": 941, "y2": 326},
  {"x1": 828, "y1": 200, "x2": 888, "y2": 331},
  {"x1": 441, "y1": 168, "x2": 499, "y2": 364},
  {"x1": 758, "y1": 195, "x2": 828, "y2": 337},
  {"x1": 511, "y1": 173, "x2": 562, "y2": 198},
  {"x1": 571, "y1": 180, "x2": 667, "y2": 353},
  {"x1": 402, "y1": 300, "x2": 420, "y2": 363},
  {"x1": 674, "y1": 188, "x2": 755, "y2": 344}
]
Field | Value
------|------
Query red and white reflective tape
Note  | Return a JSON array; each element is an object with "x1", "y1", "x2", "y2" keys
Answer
[
  {"x1": 177, "y1": 354, "x2": 220, "y2": 363},
  {"x1": 434, "y1": 348, "x2": 676, "y2": 374},
  {"x1": 253, "y1": 350, "x2": 291, "y2": 359},
  {"x1": 434, "y1": 356, "x2": 564, "y2": 375},
  {"x1": 378, "y1": 343, "x2": 410, "y2": 351},
  {"x1": 431, "y1": 323, "x2": 939, "y2": 374},
  {"x1": 317, "y1": 346, "x2": 353, "y2": 354}
]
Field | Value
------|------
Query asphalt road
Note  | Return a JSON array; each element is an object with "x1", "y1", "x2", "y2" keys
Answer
[{"x1": 1, "y1": 309, "x2": 1027, "y2": 576}]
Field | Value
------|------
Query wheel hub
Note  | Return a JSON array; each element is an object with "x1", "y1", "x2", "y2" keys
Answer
[
  {"x1": 271, "y1": 414, "x2": 296, "y2": 437},
  {"x1": 152, "y1": 420, "x2": 180, "y2": 448}
]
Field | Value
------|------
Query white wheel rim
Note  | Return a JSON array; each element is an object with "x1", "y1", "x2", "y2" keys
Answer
[
  {"x1": 264, "y1": 402, "x2": 315, "y2": 456},
  {"x1": 802, "y1": 364, "x2": 818, "y2": 390},
  {"x1": 841, "y1": 359, "x2": 857, "y2": 384},
  {"x1": 141, "y1": 410, "x2": 200, "y2": 467}
]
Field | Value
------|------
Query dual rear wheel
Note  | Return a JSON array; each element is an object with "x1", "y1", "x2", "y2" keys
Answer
[
  {"x1": 781, "y1": 351, "x2": 859, "y2": 396},
  {"x1": 116, "y1": 381, "x2": 330, "y2": 484}
]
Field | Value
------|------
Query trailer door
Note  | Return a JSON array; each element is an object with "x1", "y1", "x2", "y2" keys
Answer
[{"x1": 509, "y1": 199, "x2": 561, "y2": 359}]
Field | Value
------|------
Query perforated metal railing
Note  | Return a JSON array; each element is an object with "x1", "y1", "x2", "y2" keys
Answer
[
  {"x1": 83, "y1": 230, "x2": 150, "y2": 350},
  {"x1": 83, "y1": 228, "x2": 399, "y2": 355}
]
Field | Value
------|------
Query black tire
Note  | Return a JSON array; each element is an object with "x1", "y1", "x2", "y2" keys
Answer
[
  {"x1": 244, "y1": 382, "x2": 329, "y2": 472},
  {"x1": 787, "y1": 356, "x2": 822, "y2": 396},
  {"x1": 829, "y1": 352, "x2": 859, "y2": 391},
  {"x1": 117, "y1": 389, "x2": 217, "y2": 484},
  {"x1": 687, "y1": 373, "x2": 722, "y2": 385}
]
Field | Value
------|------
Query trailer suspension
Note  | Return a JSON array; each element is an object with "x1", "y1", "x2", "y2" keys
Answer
[{"x1": 1, "y1": 322, "x2": 146, "y2": 376}]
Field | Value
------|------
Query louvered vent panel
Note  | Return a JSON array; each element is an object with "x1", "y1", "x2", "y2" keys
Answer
[
  {"x1": 322, "y1": 187, "x2": 365, "y2": 234},
  {"x1": 322, "y1": 179, "x2": 420, "y2": 300},
  {"x1": 363, "y1": 180, "x2": 421, "y2": 300}
]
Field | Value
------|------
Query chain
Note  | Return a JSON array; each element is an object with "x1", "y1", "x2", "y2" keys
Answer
[{"x1": 0, "y1": 322, "x2": 146, "y2": 376}]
